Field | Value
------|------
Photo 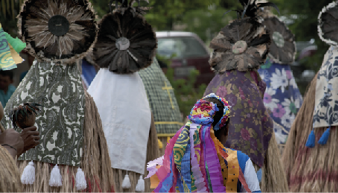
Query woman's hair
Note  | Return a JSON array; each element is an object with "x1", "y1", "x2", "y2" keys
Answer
[{"x1": 204, "y1": 97, "x2": 230, "y2": 139}]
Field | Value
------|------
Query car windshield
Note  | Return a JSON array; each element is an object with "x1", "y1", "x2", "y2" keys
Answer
[{"x1": 157, "y1": 36, "x2": 208, "y2": 59}]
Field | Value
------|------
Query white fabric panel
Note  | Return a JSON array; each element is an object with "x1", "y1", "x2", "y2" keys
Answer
[
  {"x1": 241, "y1": 158, "x2": 261, "y2": 192},
  {"x1": 88, "y1": 69, "x2": 151, "y2": 174}
]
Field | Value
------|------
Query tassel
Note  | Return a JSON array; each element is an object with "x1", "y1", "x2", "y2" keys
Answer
[
  {"x1": 158, "y1": 139, "x2": 163, "y2": 149},
  {"x1": 49, "y1": 164, "x2": 62, "y2": 187},
  {"x1": 122, "y1": 173, "x2": 131, "y2": 189},
  {"x1": 305, "y1": 130, "x2": 316, "y2": 148},
  {"x1": 135, "y1": 175, "x2": 145, "y2": 192},
  {"x1": 21, "y1": 161, "x2": 35, "y2": 185},
  {"x1": 318, "y1": 126, "x2": 331, "y2": 145},
  {"x1": 75, "y1": 167, "x2": 87, "y2": 190}
]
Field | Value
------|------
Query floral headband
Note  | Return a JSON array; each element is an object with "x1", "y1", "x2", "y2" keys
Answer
[{"x1": 188, "y1": 93, "x2": 231, "y2": 131}]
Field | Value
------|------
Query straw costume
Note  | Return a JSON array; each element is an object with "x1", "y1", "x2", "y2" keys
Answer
[
  {"x1": 282, "y1": 2, "x2": 338, "y2": 191},
  {"x1": 138, "y1": 58, "x2": 183, "y2": 155},
  {"x1": 0, "y1": 101, "x2": 23, "y2": 192},
  {"x1": 256, "y1": 5, "x2": 303, "y2": 153},
  {"x1": 146, "y1": 93, "x2": 261, "y2": 192},
  {"x1": 87, "y1": 0, "x2": 158, "y2": 191},
  {"x1": 1, "y1": 0, "x2": 114, "y2": 191},
  {"x1": 204, "y1": 0, "x2": 288, "y2": 191}
]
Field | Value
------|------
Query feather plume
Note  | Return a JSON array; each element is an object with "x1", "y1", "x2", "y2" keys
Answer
[
  {"x1": 262, "y1": 16, "x2": 296, "y2": 64},
  {"x1": 318, "y1": 1, "x2": 338, "y2": 46},
  {"x1": 209, "y1": 17, "x2": 270, "y2": 72},
  {"x1": 18, "y1": 0, "x2": 98, "y2": 64},
  {"x1": 94, "y1": 7, "x2": 157, "y2": 74}
]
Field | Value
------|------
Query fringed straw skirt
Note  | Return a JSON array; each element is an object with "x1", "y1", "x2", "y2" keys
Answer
[
  {"x1": 0, "y1": 146, "x2": 22, "y2": 192},
  {"x1": 281, "y1": 73, "x2": 338, "y2": 192}
]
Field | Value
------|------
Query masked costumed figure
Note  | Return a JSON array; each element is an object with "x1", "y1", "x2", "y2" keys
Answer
[
  {"x1": 146, "y1": 93, "x2": 262, "y2": 192},
  {"x1": 139, "y1": 58, "x2": 183, "y2": 155},
  {"x1": 1, "y1": 0, "x2": 115, "y2": 191},
  {"x1": 282, "y1": 1, "x2": 338, "y2": 191},
  {"x1": 204, "y1": 0, "x2": 289, "y2": 191},
  {"x1": 87, "y1": 0, "x2": 158, "y2": 192},
  {"x1": 256, "y1": 4, "x2": 302, "y2": 153}
]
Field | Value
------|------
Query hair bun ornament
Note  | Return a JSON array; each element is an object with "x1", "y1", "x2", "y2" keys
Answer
[
  {"x1": 203, "y1": 93, "x2": 231, "y2": 130},
  {"x1": 318, "y1": 1, "x2": 338, "y2": 46},
  {"x1": 188, "y1": 99, "x2": 219, "y2": 125}
]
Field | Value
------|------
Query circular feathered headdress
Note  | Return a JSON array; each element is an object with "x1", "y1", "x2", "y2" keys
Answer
[
  {"x1": 93, "y1": 0, "x2": 157, "y2": 74},
  {"x1": 18, "y1": 0, "x2": 98, "y2": 64},
  {"x1": 262, "y1": 16, "x2": 296, "y2": 64},
  {"x1": 318, "y1": 1, "x2": 338, "y2": 46},
  {"x1": 209, "y1": 0, "x2": 275, "y2": 72}
]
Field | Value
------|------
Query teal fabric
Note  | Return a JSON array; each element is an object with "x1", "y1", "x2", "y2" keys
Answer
[{"x1": 0, "y1": 84, "x2": 16, "y2": 107}]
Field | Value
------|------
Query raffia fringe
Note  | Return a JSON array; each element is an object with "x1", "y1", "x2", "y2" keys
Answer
[
  {"x1": 282, "y1": 73, "x2": 338, "y2": 191},
  {"x1": 0, "y1": 146, "x2": 22, "y2": 192},
  {"x1": 252, "y1": 133, "x2": 289, "y2": 192},
  {"x1": 282, "y1": 73, "x2": 318, "y2": 189},
  {"x1": 113, "y1": 113, "x2": 159, "y2": 192},
  {"x1": 17, "y1": 91, "x2": 115, "y2": 192}
]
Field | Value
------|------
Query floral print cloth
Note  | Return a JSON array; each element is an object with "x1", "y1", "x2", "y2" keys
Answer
[
  {"x1": 313, "y1": 46, "x2": 338, "y2": 128},
  {"x1": 204, "y1": 70, "x2": 273, "y2": 167},
  {"x1": 258, "y1": 59, "x2": 303, "y2": 144}
]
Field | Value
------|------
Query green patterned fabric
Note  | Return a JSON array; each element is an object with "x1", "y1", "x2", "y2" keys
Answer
[
  {"x1": 139, "y1": 58, "x2": 183, "y2": 136},
  {"x1": 2, "y1": 61, "x2": 85, "y2": 166},
  {"x1": 0, "y1": 23, "x2": 19, "y2": 70}
]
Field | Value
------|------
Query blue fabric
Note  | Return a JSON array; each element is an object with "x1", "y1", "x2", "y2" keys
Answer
[
  {"x1": 237, "y1": 150, "x2": 250, "y2": 172},
  {"x1": 258, "y1": 59, "x2": 303, "y2": 145},
  {"x1": 0, "y1": 84, "x2": 16, "y2": 107},
  {"x1": 81, "y1": 59, "x2": 97, "y2": 87},
  {"x1": 180, "y1": 140, "x2": 191, "y2": 191},
  {"x1": 257, "y1": 169, "x2": 262, "y2": 183}
]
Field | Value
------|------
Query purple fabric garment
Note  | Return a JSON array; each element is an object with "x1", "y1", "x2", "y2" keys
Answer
[{"x1": 204, "y1": 70, "x2": 273, "y2": 167}]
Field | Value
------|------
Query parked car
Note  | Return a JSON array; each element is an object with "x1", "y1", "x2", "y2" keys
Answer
[{"x1": 156, "y1": 31, "x2": 214, "y2": 86}]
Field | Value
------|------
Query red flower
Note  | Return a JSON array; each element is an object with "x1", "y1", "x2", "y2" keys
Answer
[{"x1": 241, "y1": 129, "x2": 250, "y2": 141}]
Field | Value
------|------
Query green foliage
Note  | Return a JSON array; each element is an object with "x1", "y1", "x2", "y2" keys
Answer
[
  {"x1": 144, "y1": 0, "x2": 231, "y2": 30},
  {"x1": 179, "y1": 8, "x2": 234, "y2": 42},
  {"x1": 158, "y1": 55, "x2": 207, "y2": 117}
]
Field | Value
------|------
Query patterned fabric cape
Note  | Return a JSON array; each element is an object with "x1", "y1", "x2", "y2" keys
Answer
[
  {"x1": 258, "y1": 58, "x2": 303, "y2": 144},
  {"x1": 204, "y1": 70, "x2": 273, "y2": 167},
  {"x1": 139, "y1": 58, "x2": 183, "y2": 136},
  {"x1": 313, "y1": 46, "x2": 338, "y2": 128},
  {"x1": 2, "y1": 61, "x2": 85, "y2": 166}
]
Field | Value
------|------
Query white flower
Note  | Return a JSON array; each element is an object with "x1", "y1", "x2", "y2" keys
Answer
[
  {"x1": 263, "y1": 87, "x2": 280, "y2": 111},
  {"x1": 273, "y1": 122, "x2": 288, "y2": 144},
  {"x1": 281, "y1": 110, "x2": 296, "y2": 129},
  {"x1": 270, "y1": 68, "x2": 288, "y2": 93},
  {"x1": 289, "y1": 77, "x2": 298, "y2": 89},
  {"x1": 281, "y1": 96, "x2": 301, "y2": 116}
]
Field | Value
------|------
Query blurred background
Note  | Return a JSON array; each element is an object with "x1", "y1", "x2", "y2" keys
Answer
[{"x1": 0, "y1": 0, "x2": 332, "y2": 115}]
